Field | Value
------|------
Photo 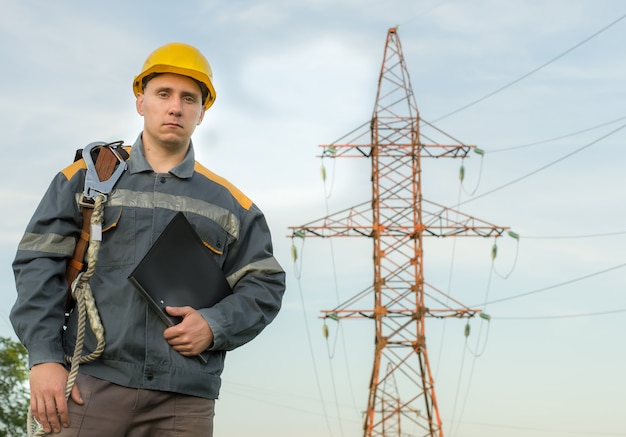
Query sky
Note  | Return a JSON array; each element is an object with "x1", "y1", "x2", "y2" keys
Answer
[{"x1": 1, "y1": 1, "x2": 625, "y2": 436}]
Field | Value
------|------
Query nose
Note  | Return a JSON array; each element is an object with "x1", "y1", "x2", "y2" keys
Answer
[{"x1": 168, "y1": 98, "x2": 183, "y2": 116}]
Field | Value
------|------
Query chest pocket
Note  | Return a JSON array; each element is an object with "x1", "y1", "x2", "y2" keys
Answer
[
  {"x1": 187, "y1": 215, "x2": 231, "y2": 267},
  {"x1": 96, "y1": 206, "x2": 136, "y2": 267}
]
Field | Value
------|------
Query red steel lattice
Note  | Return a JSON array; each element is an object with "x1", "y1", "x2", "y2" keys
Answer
[{"x1": 289, "y1": 28, "x2": 508, "y2": 437}]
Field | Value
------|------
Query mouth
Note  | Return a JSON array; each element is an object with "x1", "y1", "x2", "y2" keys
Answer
[{"x1": 163, "y1": 122, "x2": 183, "y2": 129}]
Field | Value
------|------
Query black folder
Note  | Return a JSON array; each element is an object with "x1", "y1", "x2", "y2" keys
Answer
[{"x1": 128, "y1": 212, "x2": 232, "y2": 362}]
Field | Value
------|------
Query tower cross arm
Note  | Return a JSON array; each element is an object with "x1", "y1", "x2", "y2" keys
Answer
[
  {"x1": 318, "y1": 143, "x2": 475, "y2": 159},
  {"x1": 288, "y1": 198, "x2": 509, "y2": 239},
  {"x1": 288, "y1": 200, "x2": 374, "y2": 238},
  {"x1": 421, "y1": 198, "x2": 509, "y2": 238}
]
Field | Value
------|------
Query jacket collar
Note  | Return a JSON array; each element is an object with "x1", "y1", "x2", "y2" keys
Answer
[{"x1": 128, "y1": 133, "x2": 196, "y2": 179}]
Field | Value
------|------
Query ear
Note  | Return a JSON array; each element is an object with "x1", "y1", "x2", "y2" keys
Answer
[
  {"x1": 196, "y1": 107, "x2": 206, "y2": 126},
  {"x1": 136, "y1": 94, "x2": 145, "y2": 116}
]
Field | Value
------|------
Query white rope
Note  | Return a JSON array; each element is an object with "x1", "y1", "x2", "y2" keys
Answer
[{"x1": 28, "y1": 194, "x2": 107, "y2": 437}]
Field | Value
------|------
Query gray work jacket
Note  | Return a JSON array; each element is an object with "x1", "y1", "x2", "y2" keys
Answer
[{"x1": 11, "y1": 134, "x2": 286, "y2": 399}]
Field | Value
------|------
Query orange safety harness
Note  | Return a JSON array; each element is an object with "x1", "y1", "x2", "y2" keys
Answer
[{"x1": 65, "y1": 141, "x2": 128, "y2": 313}]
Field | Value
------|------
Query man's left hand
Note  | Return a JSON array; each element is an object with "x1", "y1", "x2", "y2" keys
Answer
[{"x1": 163, "y1": 306, "x2": 214, "y2": 356}]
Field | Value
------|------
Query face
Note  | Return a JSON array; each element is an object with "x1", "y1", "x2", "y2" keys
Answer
[{"x1": 136, "y1": 73, "x2": 206, "y2": 152}]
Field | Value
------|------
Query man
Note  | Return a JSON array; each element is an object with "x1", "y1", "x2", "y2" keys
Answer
[{"x1": 10, "y1": 42, "x2": 286, "y2": 436}]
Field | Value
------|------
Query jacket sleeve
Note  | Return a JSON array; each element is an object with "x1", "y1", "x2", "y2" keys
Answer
[
  {"x1": 200, "y1": 202, "x2": 286, "y2": 351},
  {"x1": 10, "y1": 169, "x2": 83, "y2": 368}
]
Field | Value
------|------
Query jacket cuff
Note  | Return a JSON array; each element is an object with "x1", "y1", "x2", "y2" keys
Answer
[
  {"x1": 26, "y1": 340, "x2": 66, "y2": 369},
  {"x1": 198, "y1": 308, "x2": 227, "y2": 351}
]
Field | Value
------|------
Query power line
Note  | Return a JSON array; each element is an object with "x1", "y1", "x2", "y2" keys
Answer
[
  {"x1": 399, "y1": 0, "x2": 451, "y2": 26},
  {"x1": 479, "y1": 262, "x2": 626, "y2": 306},
  {"x1": 493, "y1": 307, "x2": 626, "y2": 320},
  {"x1": 490, "y1": 115, "x2": 626, "y2": 153},
  {"x1": 291, "y1": 241, "x2": 337, "y2": 437},
  {"x1": 456, "y1": 121, "x2": 626, "y2": 207},
  {"x1": 459, "y1": 419, "x2": 626, "y2": 435},
  {"x1": 431, "y1": 12, "x2": 626, "y2": 122},
  {"x1": 522, "y1": 230, "x2": 626, "y2": 240}
]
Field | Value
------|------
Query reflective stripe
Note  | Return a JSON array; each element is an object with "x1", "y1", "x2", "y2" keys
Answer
[
  {"x1": 194, "y1": 162, "x2": 253, "y2": 210},
  {"x1": 106, "y1": 189, "x2": 240, "y2": 239},
  {"x1": 227, "y1": 257, "x2": 284, "y2": 287},
  {"x1": 18, "y1": 232, "x2": 75, "y2": 256}
]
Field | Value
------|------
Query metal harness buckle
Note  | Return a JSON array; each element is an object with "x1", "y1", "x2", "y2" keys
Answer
[{"x1": 81, "y1": 141, "x2": 128, "y2": 203}]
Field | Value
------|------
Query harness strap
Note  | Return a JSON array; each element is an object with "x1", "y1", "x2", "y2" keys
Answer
[{"x1": 65, "y1": 142, "x2": 128, "y2": 310}]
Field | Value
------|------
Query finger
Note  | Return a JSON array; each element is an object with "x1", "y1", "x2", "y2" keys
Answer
[
  {"x1": 165, "y1": 332, "x2": 189, "y2": 347},
  {"x1": 173, "y1": 345, "x2": 193, "y2": 356},
  {"x1": 47, "y1": 398, "x2": 64, "y2": 433},
  {"x1": 166, "y1": 305, "x2": 195, "y2": 318},
  {"x1": 163, "y1": 325, "x2": 182, "y2": 341},
  {"x1": 165, "y1": 306, "x2": 183, "y2": 316},
  {"x1": 56, "y1": 389, "x2": 73, "y2": 428},
  {"x1": 31, "y1": 397, "x2": 49, "y2": 433},
  {"x1": 70, "y1": 382, "x2": 84, "y2": 405},
  {"x1": 32, "y1": 398, "x2": 51, "y2": 433},
  {"x1": 37, "y1": 398, "x2": 59, "y2": 433}
]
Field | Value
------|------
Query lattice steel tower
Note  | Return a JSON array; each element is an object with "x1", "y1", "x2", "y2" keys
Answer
[{"x1": 289, "y1": 28, "x2": 508, "y2": 437}]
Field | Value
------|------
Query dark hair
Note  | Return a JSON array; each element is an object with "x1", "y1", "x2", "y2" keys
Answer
[{"x1": 142, "y1": 73, "x2": 209, "y2": 106}]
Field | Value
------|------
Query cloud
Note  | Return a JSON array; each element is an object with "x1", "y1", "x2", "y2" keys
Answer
[{"x1": 2, "y1": 2, "x2": 626, "y2": 436}]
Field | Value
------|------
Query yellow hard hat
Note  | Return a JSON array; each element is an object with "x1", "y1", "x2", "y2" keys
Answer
[{"x1": 133, "y1": 42, "x2": 216, "y2": 110}]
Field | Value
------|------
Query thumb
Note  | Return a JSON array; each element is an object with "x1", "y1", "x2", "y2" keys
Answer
[
  {"x1": 165, "y1": 306, "x2": 190, "y2": 317},
  {"x1": 70, "y1": 383, "x2": 84, "y2": 405}
]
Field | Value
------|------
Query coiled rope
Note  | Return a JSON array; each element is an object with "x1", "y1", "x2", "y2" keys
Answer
[{"x1": 28, "y1": 194, "x2": 107, "y2": 436}]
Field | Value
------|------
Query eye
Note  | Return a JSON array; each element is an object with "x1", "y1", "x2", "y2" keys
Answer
[{"x1": 183, "y1": 95, "x2": 197, "y2": 104}]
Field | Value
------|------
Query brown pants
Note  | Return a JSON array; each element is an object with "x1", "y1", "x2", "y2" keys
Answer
[{"x1": 48, "y1": 373, "x2": 215, "y2": 436}]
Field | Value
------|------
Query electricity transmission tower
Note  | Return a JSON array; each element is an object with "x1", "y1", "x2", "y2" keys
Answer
[{"x1": 289, "y1": 27, "x2": 508, "y2": 437}]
